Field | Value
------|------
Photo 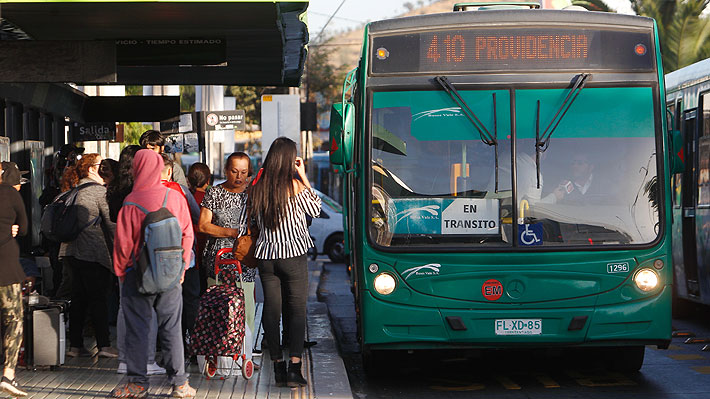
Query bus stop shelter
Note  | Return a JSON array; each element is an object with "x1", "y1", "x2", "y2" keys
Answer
[{"x1": 0, "y1": 0, "x2": 309, "y2": 248}]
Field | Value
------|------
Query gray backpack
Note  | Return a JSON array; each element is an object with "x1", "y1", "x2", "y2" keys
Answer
[{"x1": 125, "y1": 189, "x2": 184, "y2": 295}]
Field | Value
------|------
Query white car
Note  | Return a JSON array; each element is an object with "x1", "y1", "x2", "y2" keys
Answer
[{"x1": 309, "y1": 189, "x2": 345, "y2": 263}]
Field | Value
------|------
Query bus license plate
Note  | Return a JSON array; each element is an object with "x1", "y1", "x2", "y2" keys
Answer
[{"x1": 495, "y1": 319, "x2": 542, "y2": 335}]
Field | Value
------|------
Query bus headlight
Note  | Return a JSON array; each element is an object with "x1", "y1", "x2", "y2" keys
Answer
[
  {"x1": 373, "y1": 273, "x2": 396, "y2": 295},
  {"x1": 634, "y1": 268, "x2": 659, "y2": 292}
]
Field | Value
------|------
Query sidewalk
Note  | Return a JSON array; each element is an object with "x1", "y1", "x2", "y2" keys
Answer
[{"x1": 11, "y1": 258, "x2": 352, "y2": 399}]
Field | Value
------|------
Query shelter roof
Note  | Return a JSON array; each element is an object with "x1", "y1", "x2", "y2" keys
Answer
[{"x1": 0, "y1": 0, "x2": 309, "y2": 86}]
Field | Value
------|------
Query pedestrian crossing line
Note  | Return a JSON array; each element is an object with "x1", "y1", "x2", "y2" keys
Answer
[
  {"x1": 533, "y1": 372, "x2": 561, "y2": 388},
  {"x1": 429, "y1": 378, "x2": 486, "y2": 392},
  {"x1": 566, "y1": 370, "x2": 636, "y2": 387},
  {"x1": 691, "y1": 366, "x2": 710, "y2": 374},
  {"x1": 667, "y1": 354, "x2": 705, "y2": 360},
  {"x1": 495, "y1": 375, "x2": 521, "y2": 390}
]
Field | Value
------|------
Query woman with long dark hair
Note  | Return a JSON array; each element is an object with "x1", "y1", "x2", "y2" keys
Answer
[
  {"x1": 187, "y1": 162, "x2": 211, "y2": 294},
  {"x1": 98, "y1": 158, "x2": 119, "y2": 187},
  {"x1": 59, "y1": 153, "x2": 118, "y2": 358},
  {"x1": 106, "y1": 145, "x2": 141, "y2": 222},
  {"x1": 248, "y1": 137, "x2": 321, "y2": 387}
]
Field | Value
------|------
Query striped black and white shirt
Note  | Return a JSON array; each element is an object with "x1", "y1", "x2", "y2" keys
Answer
[{"x1": 247, "y1": 188, "x2": 321, "y2": 260}]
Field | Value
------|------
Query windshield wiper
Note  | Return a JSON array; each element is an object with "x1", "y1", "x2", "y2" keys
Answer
[
  {"x1": 535, "y1": 73, "x2": 591, "y2": 188},
  {"x1": 434, "y1": 76, "x2": 497, "y2": 146},
  {"x1": 434, "y1": 76, "x2": 500, "y2": 192}
]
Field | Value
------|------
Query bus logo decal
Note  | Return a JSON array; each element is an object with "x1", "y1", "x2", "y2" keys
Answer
[
  {"x1": 402, "y1": 263, "x2": 441, "y2": 279},
  {"x1": 395, "y1": 205, "x2": 440, "y2": 224},
  {"x1": 413, "y1": 107, "x2": 464, "y2": 121},
  {"x1": 482, "y1": 279, "x2": 503, "y2": 301}
]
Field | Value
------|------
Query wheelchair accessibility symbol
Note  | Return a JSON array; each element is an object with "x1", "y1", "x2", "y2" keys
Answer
[{"x1": 519, "y1": 223, "x2": 543, "y2": 246}]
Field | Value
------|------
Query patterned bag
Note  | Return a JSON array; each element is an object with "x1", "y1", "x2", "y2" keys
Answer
[{"x1": 190, "y1": 270, "x2": 245, "y2": 357}]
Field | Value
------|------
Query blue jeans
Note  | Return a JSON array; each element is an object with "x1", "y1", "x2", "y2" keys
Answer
[
  {"x1": 121, "y1": 269, "x2": 187, "y2": 387},
  {"x1": 117, "y1": 280, "x2": 158, "y2": 364}
]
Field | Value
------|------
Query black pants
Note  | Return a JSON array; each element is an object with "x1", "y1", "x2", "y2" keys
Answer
[
  {"x1": 181, "y1": 267, "x2": 200, "y2": 341},
  {"x1": 66, "y1": 257, "x2": 112, "y2": 349},
  {"x1": 258, "y1": 254, "x2": 308, "y2": 360}
]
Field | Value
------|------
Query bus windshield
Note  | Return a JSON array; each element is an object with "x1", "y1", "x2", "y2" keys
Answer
[{"x1": 369, "y1": 87, "x2": 660, "y2": 249}]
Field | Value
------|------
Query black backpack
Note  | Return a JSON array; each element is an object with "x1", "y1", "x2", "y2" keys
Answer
[{"x1": 41, "y1": 182, "x2": 101, "y2": 242}]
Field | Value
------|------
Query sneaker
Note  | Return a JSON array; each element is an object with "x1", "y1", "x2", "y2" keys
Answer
[
  {"x1": 171, "y1": 382, "x2": 196, "y2": 398},
  {"x1": 110, "y1": 383, "x2": 147, "y2": 398},
  {"x1": 117, "y1": 362, "x2": 127, "y2": 374},
  {"x1": 66, "y1": 346, "x2": 91, "y2": 357},
  {"x1": 147, "y1": 362, "x2": 166, "y2": 375},
  {"x1": 0, "y1": 376, "x2": 28, "y2": 397},
  {"x1": 97, "y1": 347, "x2": 119, "y2": 358}
]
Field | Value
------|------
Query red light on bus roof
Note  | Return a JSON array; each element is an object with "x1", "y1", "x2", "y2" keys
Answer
[{"x1": 635, "y1": 44, "x2": 647, "y2": 56}]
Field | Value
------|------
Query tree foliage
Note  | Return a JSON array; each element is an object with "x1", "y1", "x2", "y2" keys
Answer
[
  {"x1": 180, "y1": 85, "x2": 196, "y2": 113},
  {"x1": 305, "y1": 44, "x2": 350, "y2": 115},
  {"x1": 572, "y1": 0, "x2": 614, "y2": 12},
  {"x1": 224, "y1": 86, "x2": 265, "y2": 127},
  {"x1": 630, "y1": 0, "x2": 710, "y2": 72},
  {"x1": 120, "y1": 122, "x2": 153, "y2": 149}
]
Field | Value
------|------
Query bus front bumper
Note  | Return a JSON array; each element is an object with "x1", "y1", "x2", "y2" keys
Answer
[{"x1": 361, "y1": 286, "x2": 671, "y2": 349}]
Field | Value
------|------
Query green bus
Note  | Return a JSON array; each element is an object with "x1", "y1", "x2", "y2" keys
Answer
[
  {"x1": 329, "y1": 3, "x2": 676, "y2": 372},
  {"x1": 665, "y1": 58, "x2": 710, "y2": 308}
]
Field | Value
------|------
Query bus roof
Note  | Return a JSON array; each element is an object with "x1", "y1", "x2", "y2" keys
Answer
[
  {"x1": 665, "y1": 58, "x2": 710, "y2": 93},
  {"x1": 368, "y1": 9, "x2": 654, "y2": 34}
]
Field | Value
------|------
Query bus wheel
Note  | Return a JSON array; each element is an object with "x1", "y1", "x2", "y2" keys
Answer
[
  {"x1": 607, "y1": 346, "x2": 645, "y2": 372},
  {"x1": 326, "y1": 234, "x2": 345, "y2": 263},
  {"x1": 362, "y1": 347, "x2": 385, "y2": 377}
]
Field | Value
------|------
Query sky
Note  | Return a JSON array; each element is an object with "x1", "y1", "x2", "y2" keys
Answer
[{"x1": 307, "y1": 0, "x2": 634, "y2": 41}]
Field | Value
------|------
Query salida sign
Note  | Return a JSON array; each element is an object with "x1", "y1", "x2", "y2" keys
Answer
[{"x1": 70, "y1": 122, "x2": 116, "y2": 141}]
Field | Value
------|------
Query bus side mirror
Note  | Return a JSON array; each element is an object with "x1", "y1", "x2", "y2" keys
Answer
[
  {"x1": 669, "y1": 129, "x2": 684, "y2": 174},
  {"x1": 329, "y1": 102, "x2": 354, "y2": 170}
]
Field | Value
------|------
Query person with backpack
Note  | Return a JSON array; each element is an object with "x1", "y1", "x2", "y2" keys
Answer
[
  {"x1": 111, "y1": 149, "x2": 195, "y2": 399},
  {"x1": 57, "y1": 153, "x2": 118, "y2": 358},
  {"x1": 248, "y1": 137, "x2": 321, "y2": 387},
  {"x1": 109, "y1": 146, "x2": 165, "y2": 377}
]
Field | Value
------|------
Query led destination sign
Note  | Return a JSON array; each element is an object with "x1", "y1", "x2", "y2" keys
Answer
[{"x1": 371, "y1": 27, "x2": 653, "y2": 74}]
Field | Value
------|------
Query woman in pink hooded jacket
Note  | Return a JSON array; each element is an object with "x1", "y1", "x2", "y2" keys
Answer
[{"x1": 111, "y1": 149, "x2": 195, "y2": 399}]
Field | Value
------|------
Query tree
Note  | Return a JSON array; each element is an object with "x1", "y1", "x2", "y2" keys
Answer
[
  {"x1": 180, "y1": 85, "x2": 195, "y2": 113},
  {"x1": 572, "y1": 0, "x2": 614, "y2": 12},
  {"x1": 304, "y1": 43, "x2": 350, "y2": 116},
  {"x1": 224, "y1": 86, "x2": 265, "y2": 127},
  {"x1": 630, "y1": 0, "x2": 710, "y2": 72},
  {"x1": 120, "y1": 122, "x2": 153, "y2": 149}
]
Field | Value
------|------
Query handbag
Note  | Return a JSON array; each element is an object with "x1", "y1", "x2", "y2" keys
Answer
[{"x1": 233, "y1": 222, "x2": 258, "y2": 268}]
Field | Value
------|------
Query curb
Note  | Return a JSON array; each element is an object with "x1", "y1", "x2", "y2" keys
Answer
[{"x1": 308, "y1": 261, "x2": 353, "y2": 399}]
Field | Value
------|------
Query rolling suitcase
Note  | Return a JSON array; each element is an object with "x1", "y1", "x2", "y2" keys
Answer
[{"x1": 21, "y1": 298, "x2": 66, "y2": 369}]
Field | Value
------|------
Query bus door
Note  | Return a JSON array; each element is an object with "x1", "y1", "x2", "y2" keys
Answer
[{"x1": 681, "y1": 109, "x2": 700, "y2": 297}]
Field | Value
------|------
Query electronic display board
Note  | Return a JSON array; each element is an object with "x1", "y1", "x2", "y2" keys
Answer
[{"x1": 371, "y1": 27, "x2": 654, "y2": 74}]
